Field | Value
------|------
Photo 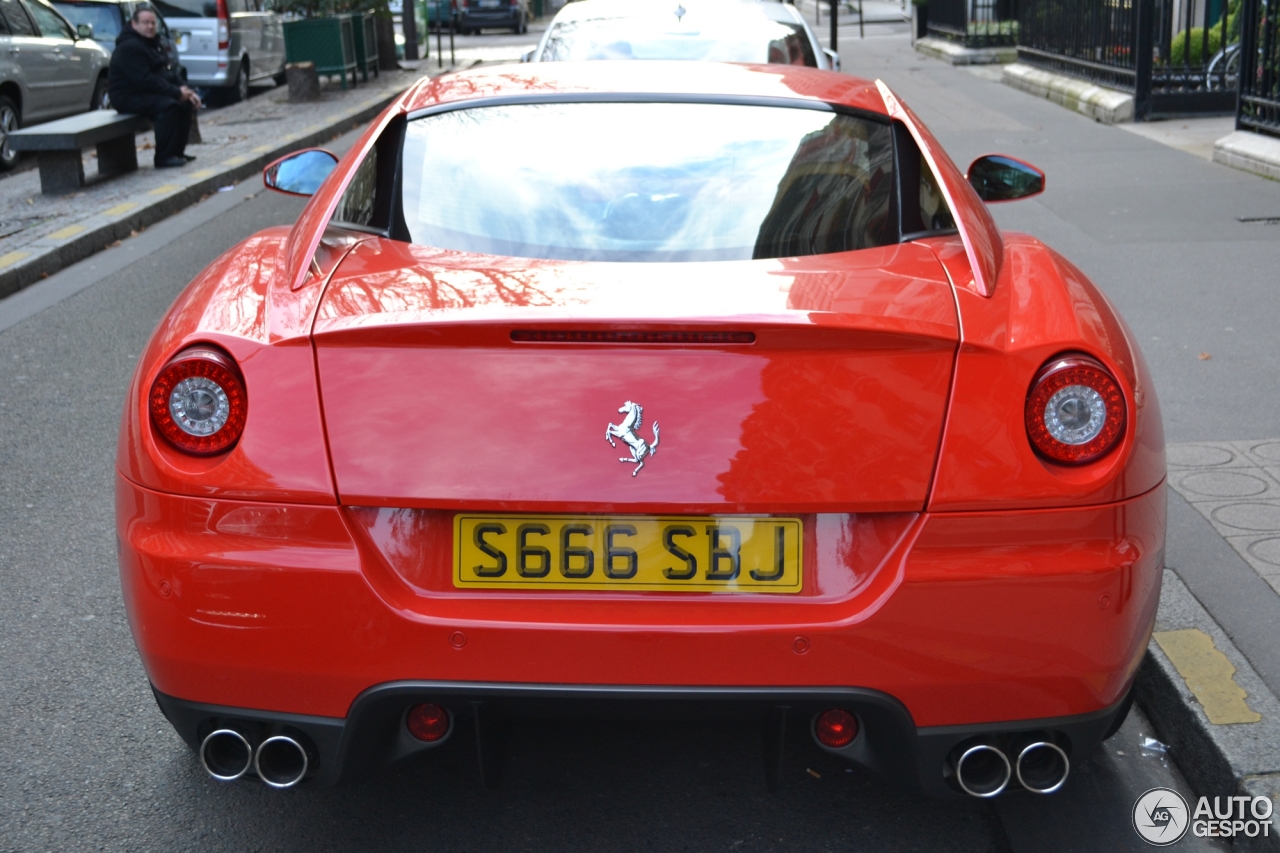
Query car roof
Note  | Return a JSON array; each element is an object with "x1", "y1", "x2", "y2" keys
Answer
[
  {"x1": 549, "y1": 0, "x2": 803, "y2": 25},
  {"x1": 404, "y1": 61, "x2": 886, "y2": 115}
]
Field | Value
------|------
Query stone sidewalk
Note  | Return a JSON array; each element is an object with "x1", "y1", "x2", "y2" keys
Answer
[{"x1": 0, "y1": 68, "x2": 421, "y2": 299}]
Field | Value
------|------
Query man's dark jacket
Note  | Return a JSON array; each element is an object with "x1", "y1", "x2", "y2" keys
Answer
[{"x1": 107, "y1": 26, "x2": 183, "y2": 117}]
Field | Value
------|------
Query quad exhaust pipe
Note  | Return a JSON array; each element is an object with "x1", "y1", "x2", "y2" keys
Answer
[
  {"x1": 954, "y1": 743, "x2": 1012, "y2": 798},
  {"x1": 199, "y1": 729, "x2": 310, "y2": 789},
  {"x1": 950, "y1": 736, "x2": 1070, "y2": 798},
  {"x1": 1015, "y1": 740, "x2": 1070, "y2": 794}
]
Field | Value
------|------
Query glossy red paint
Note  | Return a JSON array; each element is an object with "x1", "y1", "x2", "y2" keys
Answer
[
  {"x1": 116, "y1": 62, "x2": 1166, "y2": 769},
  {"x1": 313, "y1": 241, "x2": 958, "y2": 512},
  {"x1": 117, "y1": 474, "x2": 1163, "y2": 726}
]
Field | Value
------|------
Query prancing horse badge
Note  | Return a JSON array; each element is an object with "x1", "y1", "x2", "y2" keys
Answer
[{"x1": 605, "y1": 401, "x2": 660, "y2": 476}]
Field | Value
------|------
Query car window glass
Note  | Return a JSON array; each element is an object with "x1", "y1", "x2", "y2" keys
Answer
[
  {"x1": 401, "y1": 102, "x2": 896, "y2": 262},
  {"x1": 51, "y1": 1, "x2": 122, "y2": 40},
  {"x1": 0, "y1": 0, "x2": 40, "y2": 35},
  {"x1": 542, "y1": 17, "x2": 817, "y2": 64},
  {"x1": 150, "y1": 0, "x2": 215, "y2": 17},
  {"x1": 919, "y1": 154, "x2": 956, "y2": 232},
  {"x1": 0, "y1": 7, "x2": 10, "y2": 31},
  {"x1": 24, "y1": 0, "x2": 75, "y2": 38},
  {"x1": 334, "y1": 148, "x2": 378, "y2": 228}
]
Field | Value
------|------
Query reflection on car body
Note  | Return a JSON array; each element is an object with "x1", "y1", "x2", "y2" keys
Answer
[{"x1": 121, "y1": 61, "x2": 1165, "y2": 801}]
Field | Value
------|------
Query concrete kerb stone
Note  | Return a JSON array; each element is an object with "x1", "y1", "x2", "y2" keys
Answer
[
  {"x1": 913, "y1": 36, "x2": 1017, "y2": 65},
  {"x1": 0, "y1": 88, "x2": 406, "y2": 301},
  {"x1": 1134, "y1": 569, "x2": 1280, "y2": 851},
  {"x1": 1001, "y1": 62, "x2": 1134, "y2": 124},
  {"x1": 1213, "y1": 130, "x2": 1280, "y2": 182}
]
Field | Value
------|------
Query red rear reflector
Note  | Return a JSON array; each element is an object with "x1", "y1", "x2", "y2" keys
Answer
[
  {"x1": 814, "y1": 709, "x2": 858, "y2": 748},
  {"x1": 1025, "y1": 355, "x2": 1126, "y2": 465},
  {"x1": 511, "y1": 330, "x2": 755, "y2": 345},
  {"x1": 148, "y1": 347, "x2": 247, "y2": 456},
  {"x1": 406, "y1": 703, "x2": 450, "y2": 742}
]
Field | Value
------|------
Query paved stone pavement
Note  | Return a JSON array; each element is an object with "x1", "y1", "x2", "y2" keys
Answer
[
  {"x1": 0, "y1": 69, "x2": 415, "y2": 267},
  {"x1": 1169, "y1": 440, "x2": 1280, "y2": 598}
]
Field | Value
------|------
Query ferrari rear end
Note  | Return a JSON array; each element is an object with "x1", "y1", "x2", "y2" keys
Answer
[{"x1": 116, "y1": 63, "x2": 1165, "y2": 798}]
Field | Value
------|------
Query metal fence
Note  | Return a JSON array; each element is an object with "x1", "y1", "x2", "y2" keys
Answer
[
  {"x1": 1236, "y1": 0, "x2": 1280, "y2": 137},
  {"x1": 927, "y1": 0, "x2": 1020, "y2": 47},
  {"x1": 1017, "y1": 0, "x2": 1239, "y2": 117}
]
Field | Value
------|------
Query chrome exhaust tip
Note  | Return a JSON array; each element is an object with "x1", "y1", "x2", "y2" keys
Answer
[
  {"x1": 254, "y1": 735, "x2": 309, "y2": 789},
  {"x1": 1016, "y1": 741, "x2": 1070, "y2": 794},
  {"x1": 954, "y1": 743, "x2": 1012, "y2": 798},
  {"x1": 200, "y1": 729, "x2": 253, "y2": 782}
]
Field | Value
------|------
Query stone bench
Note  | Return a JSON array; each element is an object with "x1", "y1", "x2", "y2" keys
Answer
[{"x1": 8, "y1": 110, "x2": 151, "y2": 195}]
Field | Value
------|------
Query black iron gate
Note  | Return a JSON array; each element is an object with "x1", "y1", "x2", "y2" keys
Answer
[
  {"x1": 1017, "y1": 0, "x2": 1241, "y2": 117},
  {"x1": 927, "y1": 0, "x2": 1020, "y2": 47},
  {"x1": 1236, "y1": 0, "x2": 1280, "y2": 136}
]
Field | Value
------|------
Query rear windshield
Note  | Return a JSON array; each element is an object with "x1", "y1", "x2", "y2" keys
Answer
[
  {"x1": 150, "y1": 0, "x2": 214, "y2": 17},
  {"x1": 541, "y1": 17, "x2": 816, "y2": 65},
  {"x1": 401, "y1": 102, "x2": 895, "y2": 262},
  {"x1": 51, "y1": 1, "x2": 123, "y2": 39}
]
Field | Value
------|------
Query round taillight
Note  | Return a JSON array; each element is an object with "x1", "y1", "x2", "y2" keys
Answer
[
  {"x1": 149, "y1": 347, "x2": 247, "y2": 455},
  {"x1": 406, "y1": 703, "x2": 450, "y2": 742},
  {"x1": 814, "y1": 709, "x2": 858, "y2": 748},
  {"x1": 1025, "y1": 356, "x2": 1125, "y2": 464}
]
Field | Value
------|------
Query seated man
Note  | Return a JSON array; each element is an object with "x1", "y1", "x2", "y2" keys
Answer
[{"x1": 107, "y1": 5, "x2": 201, "y2": 169}]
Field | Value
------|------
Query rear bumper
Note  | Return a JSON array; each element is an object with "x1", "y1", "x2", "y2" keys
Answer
[
  {"x1": 118, "y1": 474, "x2": 1165, "y2": 790},
  {"x1": 458, "y1": 7, "x2": 520, "y2": 27},
  {"x1": 153, "y1": 680, "x2": 1132, "y2": 797}
]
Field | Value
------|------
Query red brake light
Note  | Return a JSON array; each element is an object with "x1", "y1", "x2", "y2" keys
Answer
[
  {"x1": 216, "y1": 0, "x2": 230, "y2": 48},
  {"x1": 406, "y1": 703, "x2": 450, "y2": 742},
  {"x1": 814, "y1": 709, "x2": 858, "y2": 748},
  {"x1": 1025, "y1": 355, "x2": 1125, "y2": 465},
  {"x1": 149, "y1": 347, "x2": 247, "y2": 456}
]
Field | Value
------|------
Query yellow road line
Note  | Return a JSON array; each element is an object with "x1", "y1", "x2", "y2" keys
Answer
[
  {"x1": 1154, "y1": 629, "x2": 1262, "y2": 724},
  {"x1": 103, "y1": 202, "x2": 138, "y2": 216},
  {"x1": 47, "y1": 225, "x2": 86, "y2": 241},
  {"x1": 147, "y1": 184, "x2": 180, "y2": 196},
  {"x1": 0, "y1": 251, "x2": 31, "y2": 270}
]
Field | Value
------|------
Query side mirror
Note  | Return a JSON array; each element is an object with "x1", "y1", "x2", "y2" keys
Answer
[
  {"x1": 263, "y1": 148, "x2": 339, "y2": 197},
  {"x1": 966, "y1": 154, "x2": 1045, "y2": 202},
  {"x1": 520, "y1": 48, "x2": 536, "y2": 62},
  {"x1": 823, "y1": 48, "x2": 840, "y2": 72},
  {"x1": 76, "y1": 22, "x2": 94, "y2": 39}
]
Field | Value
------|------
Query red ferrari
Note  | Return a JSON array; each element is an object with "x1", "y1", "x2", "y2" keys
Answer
[{"x1": 116, "y1": 61, "x2": 1165, "y2": 798}]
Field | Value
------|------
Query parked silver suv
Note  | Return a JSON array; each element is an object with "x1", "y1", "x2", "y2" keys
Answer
[
  {"x1": 151, "y1": 0, "x2": 283, "y2": 102},
  {"x1": 0, "y1": 0, "x2": 112, "y2": 168}
]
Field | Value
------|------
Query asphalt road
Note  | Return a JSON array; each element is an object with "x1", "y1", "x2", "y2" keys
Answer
[{"x1": 3, "y1": 29, "x2": 1276, "y2": 853}]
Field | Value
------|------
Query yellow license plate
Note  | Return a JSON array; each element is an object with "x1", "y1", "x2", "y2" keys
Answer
[{"x1": 454, "y1": 515, "x2": 802, "y2": 593}]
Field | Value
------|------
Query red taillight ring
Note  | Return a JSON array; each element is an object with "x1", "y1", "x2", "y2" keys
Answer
[
  {"x1": 1025, "y1": 355, "x2": 1126, "y2": 465},
  {"x1": 149, "y1": 346, "x2": 247, "y2": 456}
]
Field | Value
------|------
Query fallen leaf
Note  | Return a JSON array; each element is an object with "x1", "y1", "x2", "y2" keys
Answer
[
  {"x1": 26, "y1": 198, "x2": 34, "y2": 205},
  {"x1": 109, "y1": 240, "x2": 122, "y2": 248},
  {"x1": 1198, "y1": 352, "x2": 1212, "y2": 360}
]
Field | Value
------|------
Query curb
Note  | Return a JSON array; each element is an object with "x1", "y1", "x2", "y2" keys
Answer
[
  {"x1": 1134, "y1": 570, "x2": 1280, "y2": 851},
  {"x1": 1001, "y1": 62, "x2": 1134, "y2": 124},
  {"x1": 913, "y1": 36, "x2": 1016, "y2": 65},
  {"x1": 0, "y1": 86, "x2": 407, "y2": 301},
  {"x1": 1213, "y1": 130, "x2": 1280, "y2": 182}
]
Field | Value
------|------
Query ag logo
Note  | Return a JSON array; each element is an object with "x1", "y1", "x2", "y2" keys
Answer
[
  {"x1": 1133, "y1": 787, "x2": 1190, "y2": 846},
  {"x1": 605, "y1": 401, "x2": 660, "y2": 476}
]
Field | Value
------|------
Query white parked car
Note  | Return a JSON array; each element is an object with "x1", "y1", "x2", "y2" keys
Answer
[{"x1": 524, "y1": 0, "x2": 838, "y2": 69}]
